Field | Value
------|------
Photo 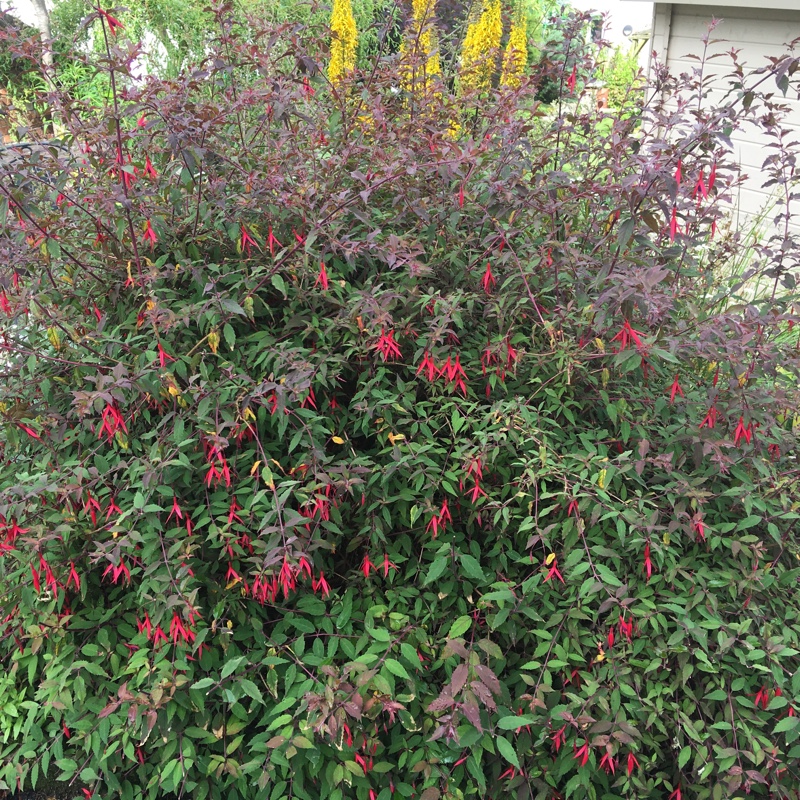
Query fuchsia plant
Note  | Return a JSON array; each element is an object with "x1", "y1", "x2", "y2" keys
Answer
[{"x1": 0, "y1": 3, "x2": 799, "y2": 799}]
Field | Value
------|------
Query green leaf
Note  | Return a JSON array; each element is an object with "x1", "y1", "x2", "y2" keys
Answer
[
  {"x1": 774, "y1": 716, "x2": 800, "y2": 734},
  {"x1": 240, "y1": 679, "x2": 264, "y2": 703},
  {"x1": 497, "y1": 715, "x2": 536, "y2": 730},
  {"x1": 424, "y1": 556, "x2": 449, "y2": 585},
  {"x1": 191, "y1": 677, "x2": 215, "y2": 691},
  {"x1": 221, "y1": 655, "x2": 247, "y2": 679},
  {"x1": 495, "y1": 736, "x2": 520, "y2": 769},
  {"x1": 448, "y1": 615, "x2": 472, "y2": 639},
  {"x1": 460, "y1": 553, "x2": 486, "y2": 582},
  {"x1": 385, "y1": 658, "x2": 411, "y2": 680}
]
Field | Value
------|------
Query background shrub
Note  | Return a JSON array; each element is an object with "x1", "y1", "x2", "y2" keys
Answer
[{"x1": 1, "y1": 4, "x2": 800, "y2": 800}]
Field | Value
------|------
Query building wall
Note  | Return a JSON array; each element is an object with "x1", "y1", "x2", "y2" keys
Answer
[{"x1": 652, "y1": 2, "x2": 800, "y2": 233}]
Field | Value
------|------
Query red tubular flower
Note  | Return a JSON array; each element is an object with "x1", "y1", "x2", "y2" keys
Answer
[
  {"x1": 240, "y1": 224, "x2": 258, "y2": 256},
  {"x1": 167, "y1": 496, "x2": 183, "y2": 523},
  {"x1": 97, "y1": 401, "x2": 127, "y2": 442},
  {"x1": 599, "y1": 752, "x2": 616, "y2": 775},
  {"x1": 733, "y1": 416, "x2": 753, "y2": 446},
  {"x1": 0, "y1": 290, "x2": 11, "y2": 315},
  {"x1": 152, "y1": 625, "x2": 168, "y2": 646},
  {"x1": 137, "y1": 114, "x2": 147, "y2": 128},
  {"x1": 267, "y1": 225, "x2": 282, "y2": 256},
  {"x1": 298, "y1": 556, "x2": 313, "y2": 580},
  {"x1": 481, "y1": 261, "x2": 496, "y2": 294},
  {"x1": 674, "y1": 158, "x2": 682, "y2": 186},
  {"x1": 31, "y1": 563, "x2": 41, "y2": 593},
  {"x1": 312, "y1": 570, "x2": 331, "y2": 598},
  {"x1": 97, "y1": 6, "x2": 124, "y2": 34},
  {"x1": 607, "y1": 625, "x2": 615, "y2": 648},
  {"x1": 157, "y1": 343, "x2": 174, "y2": 368},
  {"x1": 143, "y1": 155, "x2": 158, "y2": 180},
  {"x1": 105, "y1": 497, "x2": 122, "y2": 521},
  {"x1": 627, "y1": 751, "x2": 639, "y2": 775},
  {"x1": 67, "y1": 562, "x2": 81, "y2": 591},
  {"x1": 669, "y1": 207, "x2": 678, "y2": 242},
  {"x1": 375, "y1": 329, "x2": 402, "y2": 362},
  {"x1": 611, "y1": 319, "x2": 646, "y2": 352},
  {"x1": 315, "y1": 261, "x2": 329, "y2": 290},
  {"x1": 228, "y1": 497, "x2": 243, "y2": 524},
  {"x1": 382, "y1": 553, "x2": 397, "y2": 577},
  {"x1": 142, "y1": 219, "x2": 157, "y2": 246},
  {"x1": 700, "y1": 405, "x2": 719, "y2": 430},
  {"x1": 567, "y1": 64, "x2": 577, "y2": 94},
  {"x1": 668, "y1": 375, "x2": 684, "y2": 403},
  {"x1": 63, "y1": 723, "x2": 71, "y2": 739},
  {"x1": 573, "y1": 740, "x2": 590, "y2": 766},
  {"x1": 458, "y1": 183, "x2": 464, "y2": 208},
  {"x1": 544, "y1": 557, "x2": 564, "y2": 584},
  {"x1": 302, "y1": 76, "x2": 315, "y2": 98},
  {"x1": 643, "y1": 542, "x2": 652, "y2": 581},
  {"x1": 416, "y1": 350, "x2": 437, "y2": 382},
  {"x1": 693, "y1": 169, "x2": 707, "y2": 200},
  {"x1": 754, "y1": 685, "x2": 770, "y2": 709},
  {"x1": 708, "y1": 161, "x2": 717, "y2": 192},
  {"x1": 669, "y1": 786, "x2": 682, "y2": 800},
  {"x1": 551, "y1": 725, "x2": 567, "y2": 753},
  {"x1": 18, "y1": 423, "x2": 41, "y2": 440},
  {"x1": 361, "y1": 554, "x2": 375, "y2": 578},
  {"x1": 694, "y1": 515, "x2": 706, "y2": 542},
  {"x1": 137, "y1": 612, "x2": 152, "y2": 638}
]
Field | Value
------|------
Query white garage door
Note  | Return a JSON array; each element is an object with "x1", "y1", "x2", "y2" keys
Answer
[{"x1": 660, "y1": 3, "x2": 800, "y2": 233}]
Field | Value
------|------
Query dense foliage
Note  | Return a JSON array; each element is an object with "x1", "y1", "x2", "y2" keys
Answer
[{"x1": 1, "y1": 4, "x2": 800, "y2": 800}]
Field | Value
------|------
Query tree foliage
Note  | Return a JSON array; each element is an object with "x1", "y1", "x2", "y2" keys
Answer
[{"x1": 1, "y1": 5, "x2": 800, "y2": 800}]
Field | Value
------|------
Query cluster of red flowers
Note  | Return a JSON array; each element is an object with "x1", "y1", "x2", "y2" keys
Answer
[
  {"x1": 0, "y1": 516, "x2": 27, "y2": 554},
  {"x1": 203, "y1": 441, "x2": 232, "y2": 489},
  {"x1": 167, "y1": 496, "x2": 193, "y2": 536},
  {"x1": 460, "y1": 455, "x2": 488, "y2": 504},
  {"x1": 416, "y1": 350, "x2": 469, "y2": 396},
  {"x1": 361, "y1": 552, "x2": 397, "y2": 579},
  {"x1": 226, "y1": 555, "x2": 332, "y2": 605},
  {"x1": 374, "y1": 329, "x2": 402, "y2": 362},
  {"x1": 426, "y1": 498, "x2": 452, "y2": 538},
  {"x1": 96, "y1": 400, "x2": 127, "y2": 442},
  {"x1": 611, "y1": 320, "x2": 647, "y2": 354},
  {"x1": 102, "y1": 558, "x2": 131, "y2": 585},
  {"x1": 608, "y1": 614, "x2": 635, "y2": 648},
  {"x1": 481, "y1": 338, "x2": 518, "y2": 396},
  {"x1": 137, "y1": 609, "x2": 198, "y2": 647}
]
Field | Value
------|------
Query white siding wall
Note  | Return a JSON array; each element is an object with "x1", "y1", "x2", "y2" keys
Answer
[{"x1": 653, "y1": 2, "x2": 800, "y2": 233}]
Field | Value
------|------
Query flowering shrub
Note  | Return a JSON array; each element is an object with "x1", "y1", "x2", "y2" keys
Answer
[{"x1": 1, "y1": 4, "x2": 800, "y2": 800}]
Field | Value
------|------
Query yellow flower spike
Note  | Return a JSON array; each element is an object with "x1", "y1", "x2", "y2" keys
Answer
[
  {"x1": 401, "y1": 0, "x2": 442, "y2": 92},
  {"x1": 460, "y1": 0, "x2": 503, "y2": 93},
  {"x1": 328, "y1": 0, "x2": 357, "y2": 84},
  {"x1": 500, "y1": 11, "x2": 527, "y2": 89}
]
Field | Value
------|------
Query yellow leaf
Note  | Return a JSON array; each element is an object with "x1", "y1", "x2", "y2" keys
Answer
[
  {"x1": 250, "y1": 460, "x2": 262, "y2": 476},
  {"x1": 594, "y1": 646, "x2": 606, "y2": 663},
  {"x1": 332, "y1": 436, "x2": 345, "y2": 444},
  {"x1": 388, "y1": 432, "x2": 405, "y2": 444},
  {"x1": 594, "y1": 338, "x2": 605, "y2": 352},
  {"x1": 597, "y1": 468, "x2": 607, "y2": 490},
  {"x1": 208, "y1": 330, "x2": 220, "y2": 355},
  {"x1": 545, "y1": 553, "x2": 556, "y2": 566}
]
